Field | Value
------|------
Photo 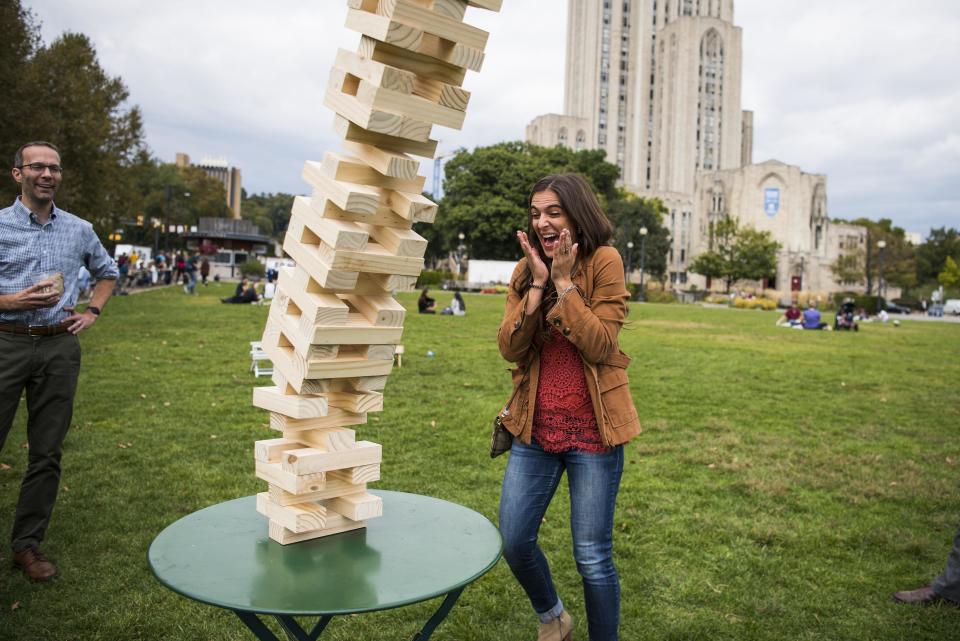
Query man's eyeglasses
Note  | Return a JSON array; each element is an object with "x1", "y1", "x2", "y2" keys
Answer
[{"x1": 17, "y1": 163, "x2": 63, "y2": 175}]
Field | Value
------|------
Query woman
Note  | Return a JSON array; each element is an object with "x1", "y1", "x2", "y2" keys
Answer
[
  {"x1": 451, "y1": 291, "x2": 467, "y2": 316},
  {"x1": 497, "y1": 174, "x2": 640, "y2": 641},
  {"x1": 418, "y1": 288, "x2": 436, "y2": 314}
]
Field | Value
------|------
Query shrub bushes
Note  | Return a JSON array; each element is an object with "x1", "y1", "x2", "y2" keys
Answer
[
  {"x1": 416, "y1": 270, "x2": 454, "y2": 287},
  {"x1": 239, "y1": 260, "x2": 265, "y2": 278},
  {"x1": 732, "y1": 296, "x2": 778, "y2": 311}
]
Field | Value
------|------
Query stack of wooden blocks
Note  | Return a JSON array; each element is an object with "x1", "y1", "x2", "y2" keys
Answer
[{"x1": 252, "y1": 0, "x2": 503, "y2": 544}]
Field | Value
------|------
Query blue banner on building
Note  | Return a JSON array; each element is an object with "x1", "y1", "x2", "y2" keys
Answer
[{"x1": 764, "y1": 188, "x2": 780, "y2": 217}]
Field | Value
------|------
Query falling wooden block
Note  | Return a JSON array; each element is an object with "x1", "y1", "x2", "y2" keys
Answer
[
  {"x1": 269, "y1": 478, "x2": 367, "y2": 506},
  {"x1": 270, "y1": 410, "x2": 367, "y2": 433},
  {"x1": 268, "y1": 515, "x2": 366, "y2": 545},
  {"x1": 281, "y1": 441, "x2": 382, "y2": 475},
  {"x1": 322, "y1": 149, "x2": 424, "y2": 192},
  {"x1": 256, "y1": 492, "x2": 328, "y2": 533},
  {"x1": 327, "y1": 492, "x2": 383, "y2": 521},
  {"x1": 252, "y1": 386, "x2": 328, "y2": 419},
  {"x1": 256, "y1": 460, "x2": 327, "y2": 494},
  {"x1": 334, "y1": 114, "x2": 438, "y2": 159},
  {"x1": 329, "y1": 464, "x2": 381, "y2": 485}
]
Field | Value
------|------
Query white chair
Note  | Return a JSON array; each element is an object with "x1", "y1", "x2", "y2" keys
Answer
[{"x1": 249, "y1": 341, "x2": 273, "y2": 377}]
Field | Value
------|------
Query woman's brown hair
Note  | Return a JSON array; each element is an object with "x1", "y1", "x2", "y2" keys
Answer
[{"x1": 526, "y1": 173, "x2": 613, "y2": 261}]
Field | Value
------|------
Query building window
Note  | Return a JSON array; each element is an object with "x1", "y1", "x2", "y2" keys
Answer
[
  {"x1": 697, "y1": 29, "x2": 724, "y2": 172},
  {"x1": 558, "y1": 128, "x2": 568, "y2": 147},
  {"x1": 576, "y1": 130, "x2": 586, "y2": 151}
]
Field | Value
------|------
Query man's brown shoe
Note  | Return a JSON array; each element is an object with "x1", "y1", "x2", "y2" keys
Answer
[
  {"x1": 892, "y1": 585, "x2": 939, "y2": 605},
  {"x1": 12, "y1": 547, "x2": 57, "y2": 582}
]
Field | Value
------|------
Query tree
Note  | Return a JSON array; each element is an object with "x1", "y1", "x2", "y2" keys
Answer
[
  {"x1": 1, "y1": 5, "x2": 148, "y2": 240},
  {"x1": 689, "y1": 217, "x2": 780, "y2": 292},
  {"x1": 939, "y1": 256, "x2": 960, "y2": 290},
  {"x1": 916, "y1": 227, "x2": 960, "y2": 284},
  {"x1": 605, "y1": 194, "x2": 670, "y2": 281},
  {"x1": 435, "y1": 142, "x2": 621, "y2": 260},
  {"x1": 242, "y1": 191, "x2": 295, "y2": 240},
  {"x1": 845, "y1": 217, "x2": 917, "y2": 295},
  {"x1": 830, "y1": 248, "x2": 865, "y2": 286}
]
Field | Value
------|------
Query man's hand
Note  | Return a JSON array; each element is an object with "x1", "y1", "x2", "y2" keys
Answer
[
  {"x1": 0, "y1": 283, "x2": 61, "y2": 311},
  {"x1": 62, "y1": 307, "x2": 96, "y2": 335}
]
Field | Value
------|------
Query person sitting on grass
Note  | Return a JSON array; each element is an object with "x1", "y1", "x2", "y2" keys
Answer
[
  {"x1": 451, "y1": 291, "x2": 466, "y2": 316},
  {"x1": 417, "y1": 287, "x2": 436, "y2": 314},
  {"x1": 776, "y1": 302, "x2": 802, "y2": 327},
  {"x1": 802, "y1": 301, "x2": 830, "y2": 330},
  {"x1": 221, "y1": 278, "x2": 258, "y2": 304}
]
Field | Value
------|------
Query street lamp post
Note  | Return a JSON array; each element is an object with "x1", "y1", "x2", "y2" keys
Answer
[
  {"x1": 877, "y1": 239, "x2": 887, "y2": 313},
  {"x1": 456, "y1": 232, "x2": 467, "y2": 280},
  {"x1": 625, "y1": 241, "x2": 633, "y2": 281},
  {"x1": 638, "y1": 226, "x2": 648, "y2": 301}
]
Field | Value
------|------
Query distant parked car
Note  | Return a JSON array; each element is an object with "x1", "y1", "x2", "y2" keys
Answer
[
  {"x1": 884, "y1": 301, "x2": 912, "y2": 314},
  {"x1": 944, "y1": 299, "x2": 960, "y2": 316}
]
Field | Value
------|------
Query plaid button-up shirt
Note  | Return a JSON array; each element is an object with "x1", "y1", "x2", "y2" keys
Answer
[{"x1": 0, "y1": 198, "x2": 118, "y2": 326}]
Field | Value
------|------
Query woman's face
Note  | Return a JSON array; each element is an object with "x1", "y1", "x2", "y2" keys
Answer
[{"x1": 530, "y1": 189, "x2": 578, "y2": 259}]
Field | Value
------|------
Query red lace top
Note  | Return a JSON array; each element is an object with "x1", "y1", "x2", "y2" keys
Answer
[{"x1": 532, "y1": 327, "x2": 608, "y2": 453}]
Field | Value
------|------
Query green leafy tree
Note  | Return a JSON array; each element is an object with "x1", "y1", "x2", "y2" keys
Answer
[
  {"x1": 0, "y1": 2, "x2": 39, "y2": 168},
  {"x1": 916, "y1": 227, "x2": 960, "y2": 284},
  {"x1": 241, "y1": 191, "x2": 295, "y2": 240},
  {"x1": 845, "y1": 218, "x2": 917, "y2": 295},
  {"x1": 606, "y1": 194, "x2": 670, "y2": 280},
  {"x1": 830, "y1": 248, "x2": 865, "y2": 286},
  {"x1": 939, "y1": 256, "x2": 960, "y2": 290},
  {"x1": 689, "y1": 217, "x2": 780, "y2": 292},
  {"x1": 435, "y1": 142, "x2": 620, "y2": 260}
]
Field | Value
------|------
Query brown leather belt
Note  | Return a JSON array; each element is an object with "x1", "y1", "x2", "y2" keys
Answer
[{"x1": 0, "y1": 323, "x2": 71, "y2": 336}]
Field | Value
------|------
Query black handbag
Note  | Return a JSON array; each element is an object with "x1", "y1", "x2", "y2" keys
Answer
[{"x1": 490, "y1": 413, "x2": 513, "y2": 458}]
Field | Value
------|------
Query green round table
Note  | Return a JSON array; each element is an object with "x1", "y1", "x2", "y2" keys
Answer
[{"x1": 148, "y1": 490, "x2": 502, "y2": 641}]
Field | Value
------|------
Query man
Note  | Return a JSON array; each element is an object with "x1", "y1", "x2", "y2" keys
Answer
[
  {"x1": 893, "y1": 526, "x2": 960, "y2": 607},
  {"x1": 802, "y1": 301, "x2": 830, "y2": 330},
  {"x1": 0, "y1": 141, "x2": 118, "y2": 581}
]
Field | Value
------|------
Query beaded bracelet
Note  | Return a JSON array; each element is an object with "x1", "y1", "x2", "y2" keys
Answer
[{"x1": 528, "y1": 282, "x2": 547, "y2": 290}]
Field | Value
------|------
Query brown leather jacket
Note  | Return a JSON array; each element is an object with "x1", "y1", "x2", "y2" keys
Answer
[{"x1": 496, "y1": 246, "x2": 641, "y2": 447}]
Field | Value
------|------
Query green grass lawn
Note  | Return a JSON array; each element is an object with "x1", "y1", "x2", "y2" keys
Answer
[{"x1": 1, "y1": 282, "x2": 958, "y2": 640}]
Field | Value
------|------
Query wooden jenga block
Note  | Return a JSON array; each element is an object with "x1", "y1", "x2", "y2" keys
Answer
[
  {"x1": 256, "y1": 492, "x2": 328, "y2": 533},
  {"x1": 276, "y1": 267, "x2": 350, "y2": 325},
  {"x1": 310, "y1": 193, "x2": 416, "y2": 231},
  {"x1": 467, "y1": 0, "x2": 503, "y2": 11},
  {"x1": 384, "y1": 190, "x2": 438, "y2": 223},
  {"x1": 357, "y1": 223, "x2": 429, "y2": 258},
  {"x1": 283, "y1": 217, "x2": 360, "y2": 290},
  {"x1": 330, "y1": 464, "x2": 381, "y2": 485},
  {"x1": 412, "y1": 76, "x2": 470, "y2": 111},
  {"x1": 416, "y1": 33, "x2": 485, "y2": 72},
  {"x1": 255, "y1": 438, "x2": 304, "y2": 463},
  {"x1": 327, "y1": 492, "x2": 384, "y2": 521},
  {"x1": 264, "y1": 315, "x2": 339, "y2": 362},
  {"x1": 332, "y1": 63, "x2": 467, "y2": 129},
  {"x1": 359, "y1": 36, "x2": 467, "y2": 86},
  {"x1": 339, "y1": 142, "x2": 420, "y2": 182},
  {"x1": 281, "y1": 441, "x2": 382, "y2": 475},
  {"x1": 327, "y1": 391, "x2": 384, "y2": 413},
  {"x1": 252, "y1": 386, "x2": 328, "y2": 419},
  {"x1": 268, "y1": 478, "x2": 367, "y2": 506},
  {"x1": 270, "y1": 410, "x2": 367, "y2": 433},
  {"x1": 376, "y1": 0, "x2": 489, "y2": 51},
  {"x1": 432, "y1": 0, "x2": 468, "y2": 21},
  {"x1": 268, "y1": 515, "x2": 366, "y2": 545},
  {"x1": 341, "y1": 293, "x2": 406, "y2": 326},
  {"x1": 256, "y1": 460, "x2": 327, "y2": 494},
  {"x1": 334, "y1": 114, "x2": 439, "y2": 159},
  {"x1": 285, "y1": 427, "x2": 356, "y2": 452},
  {"x1": 345, "y1": 7, "x2": 423, "y2": 50},
  {"x1": 269, "y1": 289, "x2": 404, "y2": 345},
  {"x1": 302, "y1": 162, "x2": 381, "y2": 215},
  {"x1": 290, "y1": 196, "x2": 370, "y2": 251},
  {"x1": 333, "y1": 47, "x2": 416, "y2": 94},
  {"x1": 316, "y1": 241, "x2": 424, "y2": 277},
  {"x1": 322, "y1": 150, "x2": 424, "y2": 192},
  {"x1": 326, "y1": 68, "x2": 435, "y2": 143}
]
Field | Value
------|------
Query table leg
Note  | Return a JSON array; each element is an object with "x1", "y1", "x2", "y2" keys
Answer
[
  {"x1": 411, "y1": 587, "x2": 465, "y2": 641},
  {"x1": 234, "y1": 610, "x2": 332, "y2": 641}
]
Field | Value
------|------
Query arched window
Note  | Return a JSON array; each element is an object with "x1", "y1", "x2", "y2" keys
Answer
[
  {"x1": 683, "y1": 0, "x2": 694, "y2": 16},
  {"x1": 576, "y1": 130, "x2": 586, "y2": 151},
  {"x1": 558, "y1": 127, "x2": 568, "y2": 147},
  {"x1": 696, "y1": 29, "x2": 724, "y2": 170}
]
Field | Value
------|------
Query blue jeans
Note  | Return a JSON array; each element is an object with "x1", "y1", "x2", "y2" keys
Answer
[{"x1": 499, "y1": 438, "x2": 624, "y2": 641}]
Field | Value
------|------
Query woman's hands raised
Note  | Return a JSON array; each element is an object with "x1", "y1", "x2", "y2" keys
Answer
[
  {"x1": 550, "y1": 229, "x2": 577, "y2": 290},
  {"x1": 517, "y1": 231, "x2": 549, "y2": 285}
]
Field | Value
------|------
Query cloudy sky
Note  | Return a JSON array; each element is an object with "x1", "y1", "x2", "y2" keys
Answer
[{"x1": 28, "y1": 0, "x2": 960, "y2": 236}]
